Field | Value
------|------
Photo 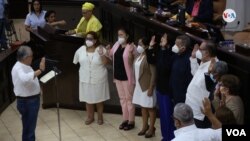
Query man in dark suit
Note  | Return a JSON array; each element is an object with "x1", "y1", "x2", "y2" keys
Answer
[{"x1": 170, "y1": 35, "x2": 193, "y2": 105}]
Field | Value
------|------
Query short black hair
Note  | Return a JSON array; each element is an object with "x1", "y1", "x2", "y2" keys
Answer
[
  {"x1": 205, "y1": 41, "x2": 217, "y2": 57},
  {"x1": 118, "y1": 27, "x2": 132, "y2": 43},
  {"x1": 45, "y1": 10, "x2": 56, "y2": 22},
  {"x1": 31, "y1": 0, "x2": 42, "y2": 13},
  {"x1": 176, "y1": 35, "x2": 191, "y2": 48},
  {"x1": 140, "y1": 37, "x2": 150, "y2": 47}
]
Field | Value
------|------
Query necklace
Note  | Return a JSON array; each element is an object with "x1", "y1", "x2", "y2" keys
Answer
[{"x1": 86, "y1": 52, "x2": 94, "y2": 65}]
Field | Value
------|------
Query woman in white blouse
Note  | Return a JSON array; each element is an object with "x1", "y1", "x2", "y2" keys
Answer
[
  {"x1": 24, "y1": 0, "x2": 46, "y2": 32},
  {"x1": 73, "y1": 31, "x2": 110, "y2": 125}
]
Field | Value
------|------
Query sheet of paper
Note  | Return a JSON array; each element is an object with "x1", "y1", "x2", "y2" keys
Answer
[{"x1": 40, "y1": 70, "x2": 57, "y2": 83}]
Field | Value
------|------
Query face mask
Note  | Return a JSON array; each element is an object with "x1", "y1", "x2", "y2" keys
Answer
[
  {"x1": 172, "y1": 44, "x2": 179, "y2": 53},
  {"x1": 210, "y1": 73, "x2": 216, "y2": 83},
  {"x1": 196, "y1": 50, "x2": 202, "y2": 60},
  {"x1": 137, "y1": 45, "x2": 145, "y2": 54},
  {"x1": 85, "y1": 40, "x2": 94, "y2": 47},
  {"x1": 118, "y1": 37, "x2": 126, "y2": 44}
]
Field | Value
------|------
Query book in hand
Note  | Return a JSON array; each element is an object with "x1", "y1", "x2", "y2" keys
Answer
[{"x1": 40, "y1": 70, "x2": 58, "y2": 83}]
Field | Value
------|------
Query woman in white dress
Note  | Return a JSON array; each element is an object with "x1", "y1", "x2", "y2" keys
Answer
[
  {"x1": 73, "y1": 31, "x2": 110, "y2": 125},
  {"x1": 132, "y1": 37, "x2": 157, "y2": 138}
]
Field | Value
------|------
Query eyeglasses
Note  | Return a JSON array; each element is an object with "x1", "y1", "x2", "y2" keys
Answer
[{"x1": 82, "y1": 11, "x2": 90, "y2": 14}]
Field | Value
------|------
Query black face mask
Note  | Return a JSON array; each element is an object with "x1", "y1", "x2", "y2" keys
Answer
[{"x1": 204, "y1": 73, "x2": 216, "y2": 92}]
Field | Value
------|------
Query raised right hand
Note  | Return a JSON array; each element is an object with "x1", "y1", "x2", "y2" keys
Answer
[
  {"x1": 160, "y1": 33, "x2": 168, "y2": 47},
  {"x1": 149, "y1": 35, "x2": 156, "y2": 47},
  {"x1": 201, "y1": 97, "x2": 213, "y2": 117},
  {"x1": 39, "y1": 57, "x2": 46, "y2": 71},
  {"x1": 191, "y1": 44, "x2": 199, "y2": 58},
  {"x1": 208, "y1": 58, "x2": 216, "y2": 73}
]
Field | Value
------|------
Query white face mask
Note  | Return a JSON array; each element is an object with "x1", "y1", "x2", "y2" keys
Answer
[
  {"x1": 118, "y1": 37, "x2": 126, "y2": 44},
  {"x1": 196, "y1": 50, "x2": 202, "y2": 60},
  {"x1": 137, "y1": 45, "x2": 145, "y2": 54},
  {"x1": 85, "y1": 40, "x2": 94, "y2": 47},
  {"x1": 172, "y1": 44, "x2": 179, "y2": 53}
]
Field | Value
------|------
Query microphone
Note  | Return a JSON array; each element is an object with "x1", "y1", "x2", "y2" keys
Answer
[{"x1": 45, "y1": 58, "x2": 59, "y2": 63}]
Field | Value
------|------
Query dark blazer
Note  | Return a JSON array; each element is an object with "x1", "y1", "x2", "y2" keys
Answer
[
  {"x1": 170, "y1": 50, "x2": 193, "y2": 104},
  {"x1": 186, "y1": 0, "x2": 213, "y2": 23},
  {"x1": 146, "y1": 46, "x2": 174, "y2": 95}
]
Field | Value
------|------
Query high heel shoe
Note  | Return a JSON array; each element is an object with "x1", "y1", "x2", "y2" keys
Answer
[
  {"x1": 137, "y1": 125, "x2": 149, "y2": 136},
  {"x1": 145, "y1": 127, "x2": 156, "y2": 138},
  {"x1": 98, "y1": 116, "x2": 104, "y2": 125},
  {"x1": 85, "y1": 118, "x2": 94, "y2": 125}
]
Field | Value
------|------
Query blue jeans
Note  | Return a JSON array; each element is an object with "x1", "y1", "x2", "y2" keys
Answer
[
  {"x1": 17, "y1": 96, "x2": 40, "y2": 141},
  {"x1": 156, "y1": 91, "x2": 175, "y2": 141},
  {"x1": 0, "y1": 18, "x2": 7, "y2": 48}
]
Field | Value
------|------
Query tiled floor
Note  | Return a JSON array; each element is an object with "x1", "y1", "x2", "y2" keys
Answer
[{"x1": 0, "y1": 100, "x2": 162, "y2": 141}]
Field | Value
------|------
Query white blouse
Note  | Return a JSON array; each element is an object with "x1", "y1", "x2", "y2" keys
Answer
[
  {"x1": 24, "y1": 10, "x2": 46, "y2": 29},
  {"x1": 73, "y1": 45, "x2": 108, "y2": 84},
  {"x1": 11, "y1": 61, "x2": 40, "y2": 97}
]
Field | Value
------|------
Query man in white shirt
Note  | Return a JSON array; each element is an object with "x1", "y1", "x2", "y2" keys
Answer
[
  {"x1": 11, "y1": 46, "x2": 45, "y2": 141},
  {"x1": 172, "y1": 103, "x2": 222, "y2": 141},
  {"x1": 185, "y1": 41, "x2": 217, "y2": 128}
]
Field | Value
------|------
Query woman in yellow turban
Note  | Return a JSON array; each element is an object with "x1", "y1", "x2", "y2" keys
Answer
[{"x1": 65, "y1": 2, "x2": 102, "y2": 37}]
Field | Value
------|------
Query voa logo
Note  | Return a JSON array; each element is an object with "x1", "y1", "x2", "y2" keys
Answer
[
  {"x1": 223, "y1": 9, "x2": 236, "y2": 23},
  {"x1": 226, "y1": 129, "x2": 246, "y2": 136}
]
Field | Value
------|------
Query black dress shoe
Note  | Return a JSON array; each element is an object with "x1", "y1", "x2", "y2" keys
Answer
[
  {"x1": 119, "y1": 120, "x2": 128, "y2": 130},
  {"x1": 124, "y1": 123, "x2": 135, "y2": 131},
  {"x1": 137, "y1": 125, "x2": 149, "y2": 136}
]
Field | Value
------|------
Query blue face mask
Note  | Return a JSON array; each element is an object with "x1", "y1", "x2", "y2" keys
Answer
[{"x1": 210, "y1": 73, "x2": 216, "y2": 83}]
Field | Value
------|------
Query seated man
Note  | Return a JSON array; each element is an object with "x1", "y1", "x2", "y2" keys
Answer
[{"x1": 65, "y1": 2, "x2": 102, "y2": 37}]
